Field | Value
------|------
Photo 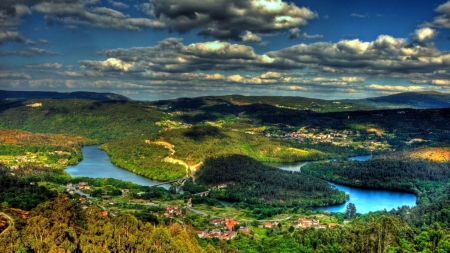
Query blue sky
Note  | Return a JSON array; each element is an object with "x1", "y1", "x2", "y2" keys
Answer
[{"x1": 1, "y1": 0, "x2": 450, "y2": 101}]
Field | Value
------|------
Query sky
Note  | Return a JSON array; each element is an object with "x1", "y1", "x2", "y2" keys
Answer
[{"x1": 1, "y1": 0, "x2": 450, "y2": 101}]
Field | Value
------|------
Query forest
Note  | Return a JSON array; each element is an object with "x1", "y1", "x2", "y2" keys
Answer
[
  {"x1": 301, "y1": 151, "x2": 450, "y2": 205},
  {"x1": 0, "y1": 99, "x2": 164, "y2": 142},
  {"x1": 195, "y1": 154, "x2": 347, "y2": 207}
]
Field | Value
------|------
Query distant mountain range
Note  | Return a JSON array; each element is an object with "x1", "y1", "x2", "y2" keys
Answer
[
  {"x1": 1, "y1": 90, "x2": 449, "y2": 110},
  {"x1": 0, "y1": 90, "x2": 131, "y2": 101},
  {"x1": 351, "y1": 91, "x2": 450, "y2": 109}
]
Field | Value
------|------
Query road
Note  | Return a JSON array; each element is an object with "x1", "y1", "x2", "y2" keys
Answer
[{"x1": 0, "y1": 212, "x2": 14, "y2": 236}]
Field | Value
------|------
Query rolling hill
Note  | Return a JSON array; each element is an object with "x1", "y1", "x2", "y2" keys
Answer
[
  {"x1": 0, "y1": 90, "x2": 131, "y2": 101},
  {"x1": 351, "y1": 91, "x2": 450, "y2": 109}
]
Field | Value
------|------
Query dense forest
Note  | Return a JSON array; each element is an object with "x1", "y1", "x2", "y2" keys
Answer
[
  {"x1": 0, "y1": 166, "x2": 57, "y2": 210},
  {"x1": 0, "y1": 100, "x2": 164, "y2": 142},
  {"x1": 99, "y1": 138, "x2": 187, "y2": 181},
  {"x1": 302, "y1": 153, "x2": 450, "y2": 193},
  {"x1": 195, "y1": 154, "x2": 347, "y2": 207},
  {"x1": 0, "y1": 195, "x2": 215, "y2": 253}
]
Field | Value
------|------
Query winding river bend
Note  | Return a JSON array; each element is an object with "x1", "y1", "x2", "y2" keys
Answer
[
  {"x1": 267, "y1": 156, "x2": 417, "y2": 213},
  {"x1": 65, "y1": 145, "x2": 170, "y2": 190},
  {"x1": 66, "y1": 146, "x2": 416, "y2": 213}
]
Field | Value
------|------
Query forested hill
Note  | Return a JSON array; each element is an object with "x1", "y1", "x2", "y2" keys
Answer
[
  {"x1": 196, "y1": 154, "x2": 347, "y2": 207},
  {"x1": 0, "y1": 90, "x2": 131, "y2": 101},
  {"x1": 351, "y1": 91, "x2": 450, "y2": 109}
]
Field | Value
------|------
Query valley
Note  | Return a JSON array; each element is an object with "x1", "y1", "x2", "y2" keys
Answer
[{"x1": 1, "y1": 91, "x2": 450, "y2": 252}]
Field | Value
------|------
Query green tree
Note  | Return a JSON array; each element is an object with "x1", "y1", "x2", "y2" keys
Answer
[{"x1": 345, "y1": 203, "x2": 357, "y2": 219}]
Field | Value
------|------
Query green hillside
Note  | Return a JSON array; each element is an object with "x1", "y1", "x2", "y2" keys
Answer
[
  {"x1": 0, "y1": 99, "x2": 164, "y2": 142},
  {"x1": 100, "y1": 125, "x2": 327, "y2": 180}
]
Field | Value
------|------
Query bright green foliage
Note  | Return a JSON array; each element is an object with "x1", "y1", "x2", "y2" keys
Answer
[
  {"x1": 8, "y1": 195, "x2": 210, "y2": 253},
  {"x1": 0, "y1": 166, "x2": 57, "y2": 210},
  {"x1": 100, "y1": 138, "x2": 186, "y2": 181},
  {"x1": 0, "y1": 99, "x2": 164, "y2": 142},
  {"x1": 158, "y1": 125, "x2": 326, "y2": 164}
]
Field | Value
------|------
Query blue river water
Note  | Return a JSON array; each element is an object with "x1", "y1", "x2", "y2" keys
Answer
[
  {"x1": 267, "y1": 155, "x2": 417, "y2": 213},
  {"x1": 65, "y1": 145, "x2": 170, "y2": 190},
  {"x1": 66, "y1": 146, "x2": 416, "y2": 213}
]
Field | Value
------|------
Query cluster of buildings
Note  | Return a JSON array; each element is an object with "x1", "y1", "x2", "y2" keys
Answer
[
  {"x1": 163, "y1": 206, "x2": 183, "y2": 218},
  {"x1": 66, "y1": 182, "x2": 91, "y2": 190},
  {"x1": 197, "y1": 229, "x2": 238, "y2": 240},
  {"x1": 197, "y1": 218, "x2": 242, "y2": 240},
  {"x1": 284, "y1": 130, "x2": 349, "y2": 144},
  {"x1": 295, "y1": 218, "x2": 336, "y2": 229}
]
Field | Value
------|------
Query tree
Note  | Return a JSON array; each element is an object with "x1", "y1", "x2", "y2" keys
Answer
[{"x1": 345, "y1": 203, "x2": 357, "y2": 219}]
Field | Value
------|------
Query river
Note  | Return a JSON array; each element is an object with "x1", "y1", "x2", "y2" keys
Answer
[
  {"x1": 65, "y1": 145, "x2": 170, "y2": 190},
  {"x1": 67, "y1": 146, "x2": 416, "y2": 213},
  {"x1": 267, "y1": 155, "x2": 417, "y2": 213}
]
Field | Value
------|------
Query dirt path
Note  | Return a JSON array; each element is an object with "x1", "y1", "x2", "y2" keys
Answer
[
  {"x1": 0, "y1": 212, "x2": 14, "y2": 236},
  {"x1": 145, "y1": 140, "x2": 202, "y2": 176},
  {"x1": 145, "y1": 140, "x2": 175, "y2": 155}
]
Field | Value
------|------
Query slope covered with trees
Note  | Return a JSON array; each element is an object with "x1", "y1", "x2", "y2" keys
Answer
[
  {"x1": 0, "y1": 99, "x2": 164, "y2": 142},
  {"x1": 0, "y1": 195, "x2": 217, "y2": 253},
  {"x1": 195, "y1": 154, "x2": 347, "y2": 207}
]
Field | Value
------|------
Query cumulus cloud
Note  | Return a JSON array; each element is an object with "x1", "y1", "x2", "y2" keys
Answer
[
  {"x1": 0, "y1": 4, "x2": 34, "y2": 44},
  {"x1": 76, "y1": 34, "x2": 450, "y2": 86},
  {"x1": 268, "y1": 35, "x2": 450, "y2": 75},
  {"x1": 423, "y1": 1, "x2": 450, "y2": 28},
  {"x1": 241, "y1": 31, "x2": 262, "y2": 43},
  {"x1": 79, "y1": 38, "x2": 281, "y2": 74},
  {"x1": 0, "y1": 30, "x2": 26, "y2": 44},
  {"x1": 413, "y1": 27, "x2": 438, "y2": 43},
  {"x1": 150, "y1": 0, "x2": 317, "y2": 40},
  {"x1": 32, "y1": 0, "x2": 165, "y2": 30}
]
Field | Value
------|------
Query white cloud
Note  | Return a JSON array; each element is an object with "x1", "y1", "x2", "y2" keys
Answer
[
  {"x1": 431, "y1": 79, "x2": 450, "y2": 85},
  {"x1": 0, "y1": 30, "x2": 25, "y2": 44},
  {"x1": 351, "y1": 13, "x2": 369, "y2": 18},
  {"x1": 150, "y1": 0, "x2": 317, "y2": 40},
  {"x1": 108, "y1": 0, "x2": 129, "y2": 9},
  {"x1": 0, "y1": 72, "x2": 32, "y2": 79},
  {"x1": 32, "y1": 1, "x2": 165, "y2": 31},
  {"x1": 340, "y1": 76, "x2": 365, "y2": 82},
  {"x1": 25, "y1": 62, "x2": 63, "y2": 69},
  {"x1": 368, "y1": 84, "x2": 424, "y2": 92},
  {"x1": 242, "y1": 31, "x2": 262, "y2": 43},
  {"x1": 423, "y1": 1, "x2": 450, "y2": 28},
  {"x1": 300, "y1": 33, "x2": 323, "y2": 40},
  {"x1": 413, "y1": 27, "x2": 438, "y2": 43}
]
